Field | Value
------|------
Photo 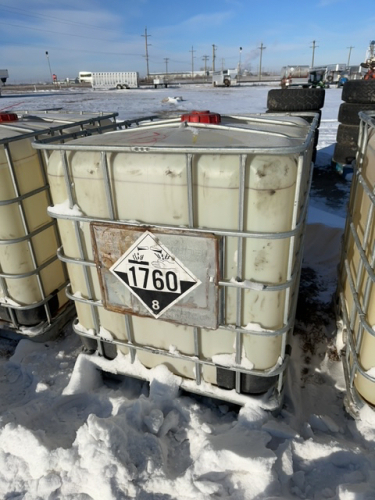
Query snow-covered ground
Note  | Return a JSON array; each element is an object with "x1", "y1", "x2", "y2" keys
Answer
[{"x1": 0, "y1": 84, "x2": 374, "y2": 500}]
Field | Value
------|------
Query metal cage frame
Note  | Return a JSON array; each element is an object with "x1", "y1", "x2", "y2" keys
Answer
[
  {"x1": 338, "y1": 111, "x2": 375, "y2": 417},
  {"x1": 0, "y1": 111, "x2": 125, "y2": 341},
  {"x1": 33, "y1": 113, "x2": 318, "y2": 407}
]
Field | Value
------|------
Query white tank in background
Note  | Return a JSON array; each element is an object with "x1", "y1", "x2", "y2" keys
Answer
[
  {"x1": 35, "y1": 110, "x2": 317, "y2": 405},
  {"x1": 0, "y1": 110, "x2": 119, "y2": 340},
  {"x1": 338, "y1": 110, "x2": 375, "y2": 414}
]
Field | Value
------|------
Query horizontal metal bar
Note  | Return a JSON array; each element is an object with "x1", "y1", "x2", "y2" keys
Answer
[
  {"x1": 47, "y1": 210, "x2": 306, "y2": 241},
  {"x1": 65, "y1": 284, "x2": 292, "y2": 337},
  {"x1": 0, "y1": 282, "x2": 67, "y2": 311},
  {"x1": 57, "y1": 247, "x2": 96, "y2": 267},
  {"x1": 73, "y1": 318, "x2": 290, "y2": 378},
  {"x1": 0, "y1": 254, "x2": 60, "y2": 280},
  {"x1": 0, "y1": 219, "x2": 56, "y2": 245},
  {"x1": 0, "y1": 185, "x2": 49, "y2": 207},
  {"x1": 34, "y1": 141, "x2": 311, "y2": 155},
  {"x1": 0, "y1": 113, "x2": 119, "y2": 145}
]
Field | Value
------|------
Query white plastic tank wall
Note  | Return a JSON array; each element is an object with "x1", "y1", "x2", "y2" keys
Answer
[
  {"x1": 339, "y1": 111, "x2": 375, "y2": 408},
  {"x1": 0, "y1": 110, "x2": 118, "y2": 334},
  {"x1": 41, "y1": 111, "x2": 316, "y2": 396}
]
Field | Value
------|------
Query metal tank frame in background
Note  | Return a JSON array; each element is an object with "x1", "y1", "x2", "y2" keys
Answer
[
  {"x1": 0, "y1": 110, "x2": 133, "y2": 342},
  {"x1": 33, "y1": 113, "x2": 318, "y2": 409},
  {"x1": 337, "y1": 110, "x2": 375, "y2": 417}
]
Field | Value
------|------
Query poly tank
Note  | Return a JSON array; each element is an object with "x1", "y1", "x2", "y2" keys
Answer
[
  {"x1": 0, "y1": 110, "x2": 119, "y2": 340},
  {"x1": 35, "y1": 111, "x2": 317, "y2": 405},
  {"x1": 338, "y1": 110, "x2": 375, "y2": 414}
]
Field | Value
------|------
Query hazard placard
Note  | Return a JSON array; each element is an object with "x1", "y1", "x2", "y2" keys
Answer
[
  {"x1": 90, "y1": 223, "x2": 220, "y2": 329},
  {"x1": 110, "y1": 231, "x2": 201, "y2": 318}
]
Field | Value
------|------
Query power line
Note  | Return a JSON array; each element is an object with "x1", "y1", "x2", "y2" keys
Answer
[
  {"x1": 0, "y1": 4, "x2": 116, "y2": 33},
  {"x1": 0, "y1": 20, "x2": 120, "y2": 43}
]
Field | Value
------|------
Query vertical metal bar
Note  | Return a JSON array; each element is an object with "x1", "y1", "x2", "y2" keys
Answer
[
  {"x1": 186, "y1": 153, "x2": 201, "y2": 385},
  {"x1": 219, "y1": 237, "x2": 225, "y2": 325},
  {"x1": 61, "y1": 150, "x2": 104, "y2": 356},
  {"x1": 235, "y1": 154, "x2": 246, "y2": 393},
  {"x1": 124, "y1": 314, "x2": 136, "y2": 363},
  {"x1": 186, "y1": 153, "x2": 194, "y2": 227},
  {"x1": 101, "y1": 151, "x2": 116, "y2": 220},
  {"x1": 279, "y1": 152, "x2": 308, "y2": 394}
]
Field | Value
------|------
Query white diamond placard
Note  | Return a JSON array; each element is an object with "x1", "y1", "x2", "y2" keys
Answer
[{"x1": 109, "y1": 231, "x2": 201, "y2": 318}]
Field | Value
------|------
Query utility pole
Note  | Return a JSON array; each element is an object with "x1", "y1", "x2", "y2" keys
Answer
[
  {"x1": 164, "y1": 57, "x2": 169, "y2": 75},
  {"x1": 202, "y1": 55, "x2": 209, "y2": 81},
  {"x1": 142, "y1": 27, "x2": 151, "y2": 80},
  {"x1": 212, "y1": 44, "x2": 217, "y2": 72},
  {"x1": 190, "y1": 46, "x2": 195, "y2": 78},
  {"x1": 221, "y1": 58, "x2": 225, "y2": 70},
  {"x1": 258, "y1": 42, "x2": 266, "y2": 80},
  {"x1": 310, "y1": 40, "x2": 318, "y2": 68},
  {"x1": 238, "y1": 47, "x2": 242, "y2": 85},
  {"x1": 347, "y1": 46, "x2": 354, "y2": 67},
  {"x1": 45, "y1": 51, "x2": 53, "y2": 83}
]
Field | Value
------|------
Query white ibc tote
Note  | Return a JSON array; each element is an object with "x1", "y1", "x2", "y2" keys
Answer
[
  {"x1": 0, "y1": 110, "x2": 119, "y2": 340},
  {"x1": 338, "y1": 110, "x2": 375, "y2": 415},
  {"x1": 35, "y1": 110, "x2": 317, "y2": 405}
]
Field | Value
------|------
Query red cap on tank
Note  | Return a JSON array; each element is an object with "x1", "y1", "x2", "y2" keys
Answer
[
  {"x1": 0, "y1": 112, "x2": 18, "y2": 122},
  {"x1": 181, "y1": 110, "x2": 221, "y2": 124}
]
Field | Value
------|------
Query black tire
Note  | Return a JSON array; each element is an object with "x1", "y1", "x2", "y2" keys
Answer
[
  {"x1": 267, "y1": 88, "x2": 325, "y2": 111},
  {"x1": 332, "y1": 142, "x2": 357, "y2": 165},
  {"x1": 342, "y1": 80, "x2": 375, "y2": 103},
  {"x1": 338, "y1": 102, "x2": 375, "y2": 125},
  {"x1": 224, "y1": 78, "x2": 230, "y2": 87},
  {"x1": 265, "y1": 109, "x2": 321, "y2": 127},
  {"x1": 336, "y1": 124, "x2": 359, "y2": 150}
]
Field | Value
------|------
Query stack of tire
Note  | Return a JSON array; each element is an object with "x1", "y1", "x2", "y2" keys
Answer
[
  {"x1": 333, "y1": 80, "x2": 375, "y2": 167},
  {"x1": 266, "y1": 88, "x2": 326, "y2": 162}
]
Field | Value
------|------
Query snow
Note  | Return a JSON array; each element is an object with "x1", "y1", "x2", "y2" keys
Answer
[{"x1": 1, "y1": 84, "x2": 375, "y2": 499}]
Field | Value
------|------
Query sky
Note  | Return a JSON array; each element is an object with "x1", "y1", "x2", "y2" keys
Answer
[{"x1": 0, "y1": 0, "x2": 375, "y2": 83}]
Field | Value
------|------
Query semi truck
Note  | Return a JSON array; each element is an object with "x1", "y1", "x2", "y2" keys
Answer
[
  {"x1": 91, "y1": 71, "x2": 139, "y2": 90},
  {"x1": 0, "y1": 69, "x2": 9, "y2": 96}
]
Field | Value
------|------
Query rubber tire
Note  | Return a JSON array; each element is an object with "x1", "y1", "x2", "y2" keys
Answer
[
  {"x1": 332, "y1": 142, "x2": 357, "y2": 166},
  {"x1": 267, "y1": 88, "x2": 325, "y2": 111},
  {"x1": 338, "y1": 102, "x2": 375, "y2": 125},
  {"x1": 336, "y1": 124, "x2": 359, "y2": 150},
  {"x1": 312, "y1": 129, "x2": 319, "y2": 163},
  {"x1": 265, "y1": 109, "x2": 321, "y2": 126},
  {"x1": 342, "y1": 80, "x2": 375, "y2": 103},
  {"x1": 224, "y1": 78, "x2": 230, "y2": 87}
]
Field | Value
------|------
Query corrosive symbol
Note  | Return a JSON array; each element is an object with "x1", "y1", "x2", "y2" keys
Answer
[{"x1": 110, "y1": 231, "x2": 201, "y2": 318}]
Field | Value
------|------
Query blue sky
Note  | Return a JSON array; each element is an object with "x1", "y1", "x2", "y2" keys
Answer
[{"x1": 0, "y1": 0, "x2": 374, "y2": 82}]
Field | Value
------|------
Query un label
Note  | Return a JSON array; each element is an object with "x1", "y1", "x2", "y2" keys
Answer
[{"x1": 110, "y1": 231, "x2": 201, "y2": 318}]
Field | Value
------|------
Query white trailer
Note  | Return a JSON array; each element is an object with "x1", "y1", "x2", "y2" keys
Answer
[
  {"x1": 91, "y1": 72, "x2": 139, "y2": 90},
  {"x1": 212, "y1": 69, "x2": 237, "y2": 87},
  {"x1": 0, "y1": 69, "x2": 9, "y2": 96}
]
